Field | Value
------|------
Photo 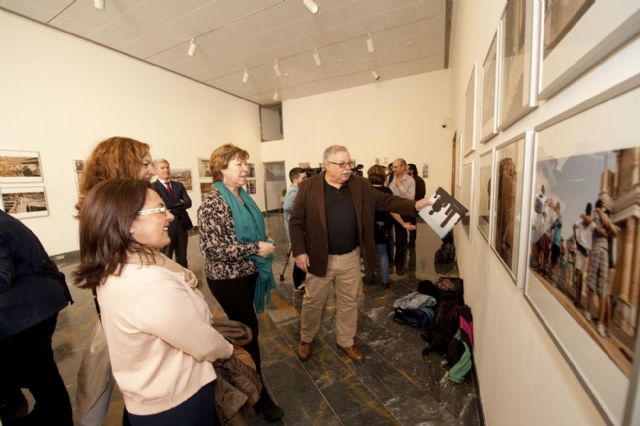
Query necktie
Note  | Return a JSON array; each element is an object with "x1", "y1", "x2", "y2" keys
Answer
[{"x1": 165, "y1": 181, "x2": 174, "y2": 198}]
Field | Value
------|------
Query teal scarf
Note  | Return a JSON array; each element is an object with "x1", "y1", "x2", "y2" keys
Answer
[{"x1": 214, "y1": 181, "x2": 275, "y2": 313}]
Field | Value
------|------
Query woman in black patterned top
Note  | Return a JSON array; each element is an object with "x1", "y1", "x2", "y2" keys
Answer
[{"x1": 198, "y1": 144, "x2": 283, "y2": 422}]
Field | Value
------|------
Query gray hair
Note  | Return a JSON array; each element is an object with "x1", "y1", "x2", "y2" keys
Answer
[
  {"x1": 153, "y1": 158, "x2": 169, "y2": 169},
  {"x1": 323, "y1": 145, "x2": 349, "y2": 163}
]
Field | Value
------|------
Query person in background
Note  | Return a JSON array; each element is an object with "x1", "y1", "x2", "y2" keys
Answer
[
  {"x1": 364, "y1": 165, "x2": 416, "y2": 288},
  {"x1": 75, "y1": 179, "x2": 233, "y2": 425},
  {"x1": 290, "y1": 145, "x2": 431, "y2": 363},
  {"x1": 152, "y1": 159, "x2": 193, "y2": 268},
  {"x1": 284, "y1": 167, "x2": 307, "y2": 291},
  {"x1": 385, "y1": 158, "x2": 416, "y2": 275},
  {"x1": 0, "y1": 209, "x2": 73, "y2": 426},
  {"x1": 407, "y1": 163, "x2": 426, "y2": 248},
  {"x1": 198, "y1": 144, "x2": 284, "y2": 422},
  {"x1": 573, "y1": 202, "x2": 595, "y2": 309},
  {"x1": 78, "y1": 136, "x2": 155, "y2": 210}
]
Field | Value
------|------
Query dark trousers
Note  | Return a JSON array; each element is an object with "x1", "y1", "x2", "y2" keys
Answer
[
  {"x1": 127, "y1": 382, "x2": 216, "y2": 426},
  {"x1": 408, "y1": 216, "x2": 417, "y2": 247},
  {"x1": 293, "y1": 264, "x2": 306, "y2": 288},
  {"x1": 0, "y1": 314, "x2": 72, "y2": 426},
  {"x1": 163, "y1": 229, "x2": 189, "y2": 268},
  {"x1": 393, "y1": 218, "x2": 409, "y2": 269},
  {"x1": 207, "y1": 274, "x2": 261, "y2": 375}
]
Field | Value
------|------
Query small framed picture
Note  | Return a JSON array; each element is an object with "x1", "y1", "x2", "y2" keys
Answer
[
  {"x1": 477, "y1": 149, "x2": 494, "y2": 242},
  {"x1": 247, "y1": 163, "x2": 255, "y2": 178},
  {"x1": 1, "y1": 186, "x2": 49, "y2": 218},
  {"x1": 171, "y1": 168, "x2": 193, "y2": 191},
  {"x1": 200, "y1": 182, "x2": 212, "y2": 201},
  {"x1": 0, "y1": 150, "x2": 44, "y2": 183},
  {"x1": 198, "y1": 158, "x2": 212, "y2": 180}
]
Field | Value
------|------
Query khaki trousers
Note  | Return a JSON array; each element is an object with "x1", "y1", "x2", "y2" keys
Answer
[{"x1": 300, "y1": 248, "x2": 361, "y2": 347}]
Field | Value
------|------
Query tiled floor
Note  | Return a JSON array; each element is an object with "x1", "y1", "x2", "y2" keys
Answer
[{"x1": 49, "y1": 214, "x2": 483, "y2": 425}]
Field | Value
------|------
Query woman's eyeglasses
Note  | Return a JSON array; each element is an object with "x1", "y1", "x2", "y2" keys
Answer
[{"x1": 137, "y1": 206, "x2": 167, "y2": 216}]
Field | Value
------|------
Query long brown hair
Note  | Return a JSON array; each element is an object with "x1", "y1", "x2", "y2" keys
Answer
[
  {"x1": 74, "y1": 179, "x2": 154, "y2": 289},
  {"x1": 77, "y1": 137, "x2": 150, "y2": 210}
]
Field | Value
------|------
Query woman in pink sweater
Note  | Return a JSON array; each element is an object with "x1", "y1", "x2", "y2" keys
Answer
[{"x1": 75, "y1": 179, "x2": 233, "y2": 425}]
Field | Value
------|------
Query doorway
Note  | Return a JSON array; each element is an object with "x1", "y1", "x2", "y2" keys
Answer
[{"x1": 263, "y1": 161, "x2": 287, "y2": 213}]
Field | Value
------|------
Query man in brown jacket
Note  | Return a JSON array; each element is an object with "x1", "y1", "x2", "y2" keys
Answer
[{"x1": 289, "y1": 145, "x2": 431, "y2": 362}]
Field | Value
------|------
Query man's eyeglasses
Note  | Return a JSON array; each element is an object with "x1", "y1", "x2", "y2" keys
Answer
[
  {"x1": 326, "y1": 160, "x2": 355, "y2": 169},
  {"x1": 137, "y1": 206, "x2": 167, "y2": 216}
]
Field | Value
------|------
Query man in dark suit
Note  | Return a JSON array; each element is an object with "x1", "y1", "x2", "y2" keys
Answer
[
  {"x1": 289, "y1": 145, "x2": 431, "y2": 362},
  {"x1": 0, "y1": 209, "x2": 73, "y2": 425},
  {"x1": 152, "y1": 159, "x2": 193, "y2": 267}
]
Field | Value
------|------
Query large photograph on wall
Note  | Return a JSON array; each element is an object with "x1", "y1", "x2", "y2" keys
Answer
[
  {"x1": 499, "y1": 0, "x2": 538, "y2": 130},
  {"x1": 171, "y1": 168, "x2": 193, "y2": 191},
  {"x1": 0, "y1": 150, "x2": 43, "y2": 183},
  {"x1": 477, "y1": 150, "x2": 493, "y2": 241},
  {"x1": 463, "y1": 66, "x2": 477, "y2": 157},
  {"x1": 480, "y1": 33, "x2": 498, "y2": 143},
  {"x1": 492, "y1": 136, "x2": 527, "y2": 283},
  {"x1": 525, "y1": 77, "x2": 640, "y2": 425},
  {"x1": 538, "y1": 0, "x2": 640, "y2": 99}
]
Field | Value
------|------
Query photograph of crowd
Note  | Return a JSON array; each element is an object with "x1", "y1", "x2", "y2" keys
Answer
[
  {"x1": 529, "y1": 147, "x2": 640, "y2": 374},
  {"x1": 1, "y1": 187, "x2": 49, "y2": 218},
  {"x1": 0, "y1": 150, "x2": 43, "y2": 182}
]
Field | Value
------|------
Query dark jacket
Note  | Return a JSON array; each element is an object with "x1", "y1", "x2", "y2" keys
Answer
[
  {"x1": 289, "y1": 172, "x2": 416, "y2": 277},
  {"x1": 0, "y1": 210, "x2": 72, "y2": 339},
  {"x1": 414, "y1": 175, "x2": 427, "y2": 201},
  {"x1": 152, "y1": 180, "x2": 193, "y2": 236}
]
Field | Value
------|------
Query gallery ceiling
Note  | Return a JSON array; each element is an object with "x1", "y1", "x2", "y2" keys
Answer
[{"x1": 1, "y1": 0, "x2": 451, "y2": 105}]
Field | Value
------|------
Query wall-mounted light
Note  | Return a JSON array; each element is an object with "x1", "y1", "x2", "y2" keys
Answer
[
  {"x1": 187, "y1": 38, "x2": 197, "y2": 57},
  {"x1": 94, "y1": 0, "x2": 105, "y2": 10},
  {"x1": 273, "y1": 60, "x2": 282, "y2": 77},
  {"x1": 303, "y1": 0, "x2": 319, "y2": 14},
  {"x1": 366, "y1": 33, "x2": 375, "y2": 53},
  {"x1": 371, "y1": 70, "x2": 381, "y2": 81},
  {"x1": 273, "y1": 91, "x2": 280, "y2": 101},
  {"x1": 313, "y1": 48, "x2": 321, "y2": 67},
  {"x1": 242, "y1": 68, "x2": 249, "y2": 84}
]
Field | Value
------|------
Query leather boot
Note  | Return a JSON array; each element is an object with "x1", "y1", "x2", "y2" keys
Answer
[{"x1": 255, "y1": 386, "x2": 284, "y2": 422}]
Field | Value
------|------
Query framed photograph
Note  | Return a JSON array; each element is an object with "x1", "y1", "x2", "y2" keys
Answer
[
  {"x1": 246, "y1": 178, "x2": 257, "y2": 195},
  {"x1": 524, "y1": 75, "x2": 640, "y2": 425},
  {"x1": 491, "y1": 134, "x2": 531, "y2": 286},
  {"x1": 197, "y1": 158, "x2": 212, "y2": 180},
  {"x1": 0, "y1": 187, "x2": 49, "y2": 219},
  {"x1": 0, "y1": 150, "x2": 43, "y2": 183},
  {"x1": 498, "y1": 0, "x2": 539, "y2": 131},
  {"x1": 458, "y1": 161, "x2": 474, "y2": 240},
  {"x1": 199, "y1": 182, "x2": 212, "y2": 201},
  {"x1": 422, "y1": 163, "x2": 429, "y2": 179},
  {"x1": 477, "y1": 149, "x2": 493, "y2": 242},
  {"x1": 480, "y1": 32, "x2": 499, "y2": 143},
  {"x1": 538, "y1": 1, "x2": 640, "y2": 99},
  {"x1": 247, "y1": 163, "x2": 255, "y2": 178},
  {"x1": 463, "y1": 65, "x2": 478, "y2": 157},
  {"x1": 170, "y1": 168, "x2": 193, "y2": 191},
  {"x1": 73, "y1": 159, "x2": 85, "y2": 197}
]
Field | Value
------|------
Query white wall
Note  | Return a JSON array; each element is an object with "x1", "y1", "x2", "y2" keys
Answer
[
  {"x1": 0, "y1": 11, "x2": 264, "y2": 256},
  {"x1": 260, "y1": 70, "x2": 453, "y2": 196},
  {"x1": 450, "y1": 1, "x2": 640, "y2": 425}
]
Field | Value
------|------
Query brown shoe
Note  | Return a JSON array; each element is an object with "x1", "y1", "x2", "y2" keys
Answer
[
  {"x1": 338, "y1": 344, "x2": 364, "y2": 362},
  {"x1": 298, "y1": 341, "x2": 312, "y2": 361}
]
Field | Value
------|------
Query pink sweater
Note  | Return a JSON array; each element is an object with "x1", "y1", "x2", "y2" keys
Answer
[{"x1": 97, "y1": 261, "x2": 233, "y2": 415}]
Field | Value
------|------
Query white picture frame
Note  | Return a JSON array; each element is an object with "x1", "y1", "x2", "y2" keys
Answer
[
  {"x1": 0, "y1": 186, "x2": 49, "y2": 219},
  {"x1": 524, "y1": 74, "x2": 640, "y2": 425},
  {"x1": 480, "y1": 32, "x2": 500, "y2": 143},
  {"x1": 0, "y1": 149, "x2": 44, "y2": 183},
  {"x1": 463, "y1": 65, "x2": 478, "y2": 157},
  {"x1": 477, "y1": 149, "x2": 494, "y2": 242},
  {"x1": 458, "y1": 161, "x2": 474, "y2": 241},
  {"x1": 538, "y1": 0, "x2": 640, "y2": 100},
  {"x1": 197, "y1": 158, "x2": 212, "y2": 181}
]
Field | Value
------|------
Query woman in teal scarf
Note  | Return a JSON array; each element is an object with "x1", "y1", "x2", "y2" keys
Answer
[{"x1": 198, "y1": 144, "x2": 283, "y2": 422}]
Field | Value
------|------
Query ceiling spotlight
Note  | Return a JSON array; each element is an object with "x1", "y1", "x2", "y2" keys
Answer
[
  {"x1": 273, "y1": 60, "x2": 282, "y2": 77},
  {"x1": 273, "y1": 91, "x2": 280, "y2": 101},
  {"x1": 366, "y1": 33, "x2": 375, "y2": 53},
  {"x1": 313, "y1": 48, "x2": 321, "y2": 67},
  {"x1": 187, "y1": 38, "x2": 197, "y2": 57},
  {"x1": 94, "y1": 0, "x2": 105, "y2": 10},
  {"x1": 303, "y1": 0, "x2": 319, "y2": 14},
  {"x1": 371, "y1": 70, "x2": 381, "y2": 81},
  {"x1": 242, "y1": 68, "x2": 249, "y2": 84}
]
